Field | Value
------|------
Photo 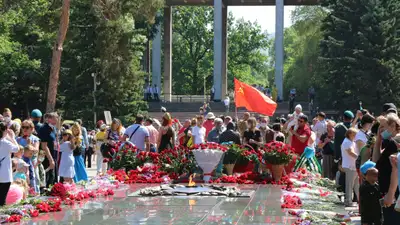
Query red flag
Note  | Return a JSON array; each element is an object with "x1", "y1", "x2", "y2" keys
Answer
[{"x1": 234, "y1": 78, "x2": 277, "y2": 116}]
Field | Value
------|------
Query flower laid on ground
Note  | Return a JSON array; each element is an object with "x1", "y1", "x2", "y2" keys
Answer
[
  {"x1": 281, "y1": 195, "x2": 302, "y2": 209},
  {"x1": 261, "y1": 141, "x2": 293, "y2": 165},
  {"x1": 49, "y1": 182, "x2": 68, "y2": 199},
  {"x1": 211, "y1": 172, "x2": 291, "y2": 185},
  {"x1": 6, "y1": 215, "x2": 22, "y2": 223}
]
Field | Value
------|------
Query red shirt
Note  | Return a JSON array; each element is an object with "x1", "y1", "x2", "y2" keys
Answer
[
  {"x1": 291, "y1": 125, "x2": 311, "y2": 155},
  {"x1": 203, "y1": 120, "x2": 214, "y2": 138}
]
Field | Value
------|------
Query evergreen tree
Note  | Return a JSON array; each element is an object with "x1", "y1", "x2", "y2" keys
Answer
[{"x1": 319, "y1": 0, "x2": 400, "y2": 111}]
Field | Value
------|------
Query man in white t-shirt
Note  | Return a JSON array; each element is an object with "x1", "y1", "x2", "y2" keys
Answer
[
  {"x1": 340, "y1": 128, "x2": 359, "y2": 207},
  {"x1": 192, "y1": 116, "x2": 206, "y2": 145},
  {"x1": 223, "y1": 96, "x2": 230, "y2": 113},
  {"x1": 122, "y1": 115, "x2": 150, "y2": 152}
]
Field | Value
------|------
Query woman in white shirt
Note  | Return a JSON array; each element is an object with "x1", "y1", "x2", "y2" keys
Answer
[
  {"x1": 0, "y1": 122, "x2": 19, "y2": 206},
  {"x1": 355, "y1": 114, "x2": 374, "y2": 155},
  {"x1": 341, "y1": 127, "x2": 359, "y2": 207}
]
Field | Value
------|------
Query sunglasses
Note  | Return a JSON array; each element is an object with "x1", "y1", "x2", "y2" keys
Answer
[
  {"x1": 298, "y1": 120, "x2": 305, "y2": 123},
  {"x1": 22, "y1": 126, "x2": 31, "y2": 129},
  {"x1": 62, "y1": 133, "x2": 69, "y2": 136}
]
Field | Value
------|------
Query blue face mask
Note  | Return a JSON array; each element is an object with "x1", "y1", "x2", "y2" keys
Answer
[{"x1": 381, "y1": 130, "x2": 392, "y2": 140}]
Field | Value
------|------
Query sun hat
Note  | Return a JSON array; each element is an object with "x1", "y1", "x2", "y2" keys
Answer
[
  {"x1": 206, "y1": 112, "x2": 216, "y2": 120},
  {"x1": 31, "y1": 109, "x2": 42, "y2": 118}
]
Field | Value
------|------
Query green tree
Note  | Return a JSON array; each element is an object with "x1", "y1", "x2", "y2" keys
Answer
[
  {"x1": 171, "y1": 6, "x2": 270, "y2": 95},
  {"x1": 319, "y1": 0, "x2": 400, "y2": 111},
  {"x1": 0, "y1": 0, "x2": 164, "y2": 126},
  {"x1": 276, "y1": 6, "x2": 326, "y2": 101}
]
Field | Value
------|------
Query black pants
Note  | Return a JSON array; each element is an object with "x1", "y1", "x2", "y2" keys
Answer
[
  {"x1": 0, "y1": 182, "x2": 11, "y2": 206},
  {"x1": 146, "y1": 93, "x2": 152, "y2": 101},
  {"x1": 85, "y1": 147, "x2": 93, "y2": 168},
  {"x1": 153, "y1": 94, "x2": 159, "y2": 101},
  {"x1": 42, "y1": 150, "x2": 58, "y2": 188},
  {"x1": 289, "y1": 100, "x2": 295, "y2": 113}
]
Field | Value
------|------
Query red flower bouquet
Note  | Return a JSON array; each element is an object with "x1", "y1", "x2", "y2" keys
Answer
[
  {"x1": 192, "y1": 143, "x2": 228, "y2": 152},
  {"x1": 281, "y1": 195, "x2": 302, "y2": 209},
  {"x1": 29, "y1": 209, "x2": 39, "y2": 217},
  {"x1": 6, "y1": 215, "x2": 22, "y2": 223},
  {"x1": 49, "y1": 183, "x2": 68, "y2": 199},
  {"x1": 261, "y1": 141, "x2": 293, "y2": 165},
  {"x1": 158, "y1": 146, "x2": 196, "y2": 175}
]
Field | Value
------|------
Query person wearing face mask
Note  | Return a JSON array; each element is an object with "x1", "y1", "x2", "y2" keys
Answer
[
  {"x1": 372, "y1": 113, "x2": 400, "y2": 225},
  {"x1": 2, "y1": 108, "x2": 12, "y2": 127},
  {"x1": 373, "y1": 113, "x2": 400, "y2": 224},
  {"x1": 207, "y1": 118, "x2": 225, "y2": 143}
]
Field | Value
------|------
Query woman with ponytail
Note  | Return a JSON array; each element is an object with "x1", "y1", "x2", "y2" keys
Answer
[{"x1": 0, "y1": 122, "x2": 19, "y2": 205}]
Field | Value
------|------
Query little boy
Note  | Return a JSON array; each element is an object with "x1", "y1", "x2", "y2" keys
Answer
[
  {"x1": 22, "y1": 145, "x2": 36, "y2": 193},
  {"x1": 359, "y1": 161, "x2": 381, "y2": 225}
]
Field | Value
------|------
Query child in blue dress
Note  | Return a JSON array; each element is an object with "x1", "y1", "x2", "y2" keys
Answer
[{"x1": 71, "y1": 123, "x2": 88, "y2": 183}]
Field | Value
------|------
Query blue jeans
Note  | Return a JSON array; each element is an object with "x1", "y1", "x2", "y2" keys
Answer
[{"x1": 383, "y1": 204, "x2": 400, "y2": 225}]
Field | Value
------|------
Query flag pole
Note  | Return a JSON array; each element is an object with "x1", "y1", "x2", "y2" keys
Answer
[{"x1": 234, "y1": 78, "x2": 238, "y2": 120}]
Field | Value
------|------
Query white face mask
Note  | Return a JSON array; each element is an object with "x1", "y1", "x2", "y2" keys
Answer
[{"x1": 259, "y1": 123, "x2": 267, "y2": 128}]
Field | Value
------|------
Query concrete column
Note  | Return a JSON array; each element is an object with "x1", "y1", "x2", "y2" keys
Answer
[
  {"x1": 163, "y1": 7, "x2": 172, "y2": 102},
  {"x1": 213, "y1": 0, "x2": 223, "y2": 102},
  {"x1": 221, "y1": 5, "x2": 228, "y2": 99},
  {"x1": 152, "y1": 13, "x2": 162, "y2": 92},
  {"x1": 275, "y1": 0, "x2": 284, "y2": 101}
]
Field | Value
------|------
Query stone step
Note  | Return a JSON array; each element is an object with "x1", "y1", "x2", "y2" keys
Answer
[{"x1": 148, "y1": 101, "x2": 315, "y2": 113}]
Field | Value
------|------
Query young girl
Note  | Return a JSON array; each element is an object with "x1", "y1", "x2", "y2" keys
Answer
[
  {"x1": 71, "y1": 123, "x2": 88, "y2": 182},
  {"x1": 13, "y1": 158, "x2": 30, "y2": 183},
  {"x1": 59, "y1": 130, "x2": 76, "y2": 183},
  {"x1": 6, "y1": 179, "x2": 28, "y2": 205},
  {"x1": 0, "y1": 122, "x2": 19, "y2": 206}
]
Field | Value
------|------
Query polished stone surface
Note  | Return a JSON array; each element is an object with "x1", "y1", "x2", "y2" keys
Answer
[{"x1": 21, "y1": 184, "x2": 302, "y2": 225}]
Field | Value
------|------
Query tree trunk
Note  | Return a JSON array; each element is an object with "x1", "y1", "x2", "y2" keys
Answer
[{"x1": 46, "y1": 0, "x2": 71, "y2": 113}]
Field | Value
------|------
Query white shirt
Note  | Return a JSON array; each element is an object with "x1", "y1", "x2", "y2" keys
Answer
[
  {"x1": 354, "y1": 130, "x2": 368, "y2": 153},
  {"x1": 312, "y1": 120, "x2": 327, "y2": 140},
  {"x1": 192, "y1": 126, "x2": 206, "y2": 145},
  {"x1": 223, "y1": 97, "x2": 230, "y2": 106},
  {"x1": 341, "y1": 138, "x2": 357, "y2": 170},
  {"x1": 0, "y1": 138, "x2": 19, "y2": 183}
]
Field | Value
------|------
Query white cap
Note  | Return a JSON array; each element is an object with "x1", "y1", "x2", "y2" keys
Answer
[{"x1": 295, "y1": 104, "x2": 302, "y2": 111}]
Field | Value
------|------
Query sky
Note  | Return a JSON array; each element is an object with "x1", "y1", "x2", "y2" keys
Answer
[{"x1": 228, "y1": 6, "x2": 296, "y2": 34}]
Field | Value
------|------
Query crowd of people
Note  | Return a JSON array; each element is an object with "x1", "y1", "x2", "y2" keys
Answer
[{"x1": 1, "y1": 101, "x2": 400, "y2": 225}]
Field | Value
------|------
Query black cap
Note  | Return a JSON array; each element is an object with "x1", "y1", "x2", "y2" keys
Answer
[{"x1": 383, "y1": 103, "x2": 397, "y2": 114}]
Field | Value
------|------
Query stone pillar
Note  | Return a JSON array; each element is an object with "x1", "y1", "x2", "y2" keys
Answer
[
  {"x1": 152, "y1": 13, "x2": 162, "y2": 92},
  {"x1": 275, "y1": 0, "x2": 284, "y2": 101},
  {"x1": 163, "y1": 7, "x2": 172, "y2": 102},
  {"x1": 221, "y1": 5, "x2": 228, "y2": 99},
  {"x1": 213, "y1": 0, "x2": 223, "y2": 102}
]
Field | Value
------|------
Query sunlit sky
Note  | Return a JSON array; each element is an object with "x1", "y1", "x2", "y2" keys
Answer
[{"x1": 228, "y1": 6, "x2": 296, "y2": 34}]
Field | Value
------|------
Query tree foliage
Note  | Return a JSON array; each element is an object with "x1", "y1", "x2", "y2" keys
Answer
[
  {"x1": 171, "y1": 6, "x2": 270, "y2": 95},
  {"x1": 319, "y1": 0, "x2": 400, "y2": 111},
  {"x1": 0, "y1": 0, "x2": 163, "y2": 126}
]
